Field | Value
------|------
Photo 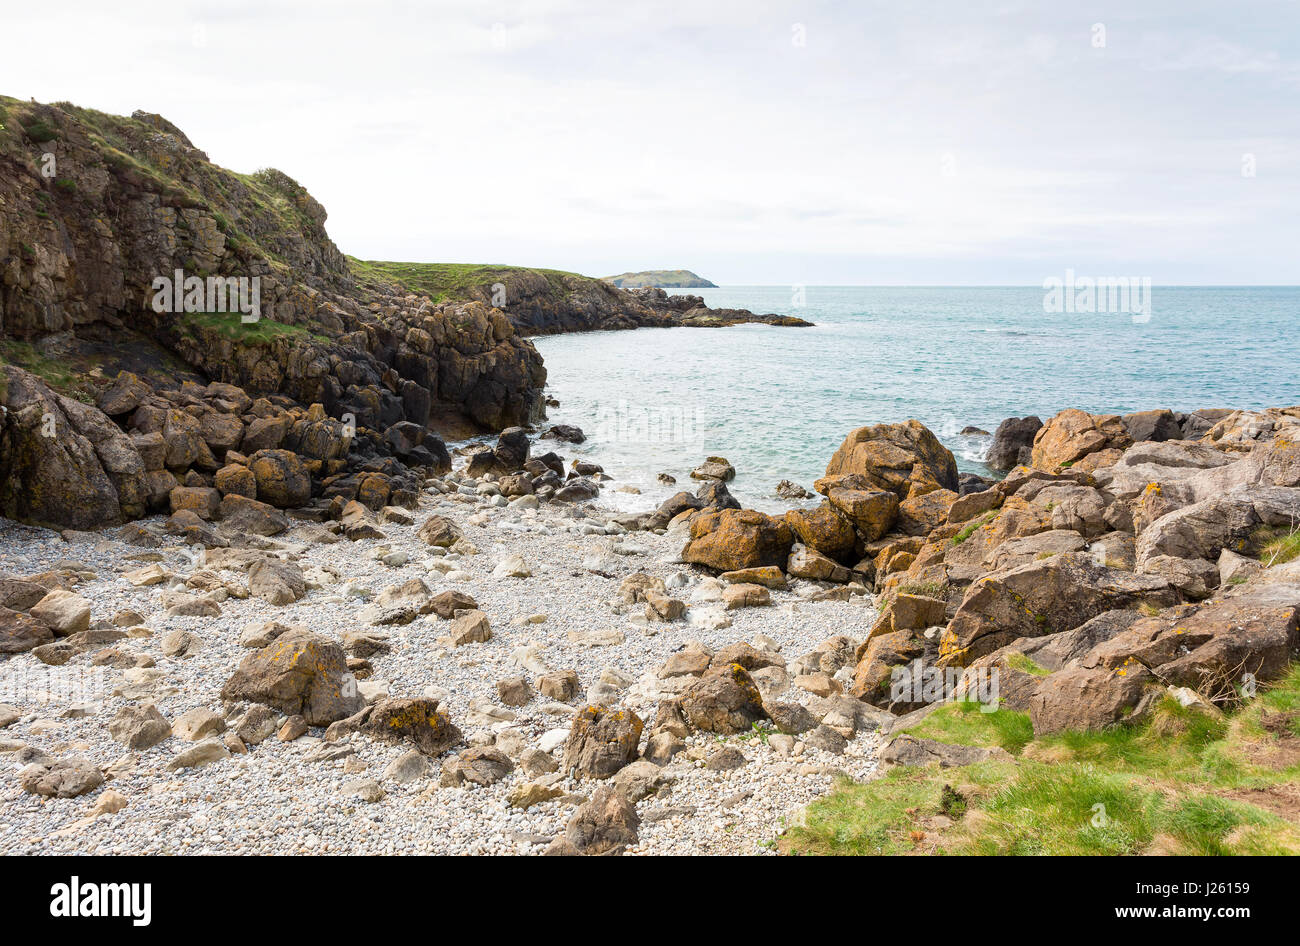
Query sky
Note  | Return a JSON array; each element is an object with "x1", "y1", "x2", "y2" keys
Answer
[{"x1": 4, "y1": 1, "x2": 1298, "y2": 284}]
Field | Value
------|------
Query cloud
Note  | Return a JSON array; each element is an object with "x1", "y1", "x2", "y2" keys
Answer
[{"x1": 4, "y1": 0, "x2": 1297, "y2": 282}]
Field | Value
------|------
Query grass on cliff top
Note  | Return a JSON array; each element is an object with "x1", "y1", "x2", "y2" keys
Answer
[
  {"x1": 0, "y1": 340, "x2": 96, "y2": 402},
  {"x1": 176, "y1": 312, "x2": 328, "y2": 346},
  {"x1": 347, "y1": 258, "x2": 591, "y2": 304},
  {"x1": 1258, "y1": 526, "x2": 1300, "y2": 566},
  {"x1": 781, "y1": 664, "x2": 1300, "y2": 856}
]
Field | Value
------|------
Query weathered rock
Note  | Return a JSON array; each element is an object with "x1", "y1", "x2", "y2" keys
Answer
[
  {"x1": 0, "y1": 607, "x2": 54, "y2": 653},
  {"x1": 986, "y1": 415, "x2": 1043, "y2": 471},
  {"x1": 786, "y1": 543, "x2": 851, "y2": 583},
  {"x1": 20, "y1": 756, "x2": 104, "y2": 797},
  {"x1": 418, "y1": 515, "x2": 462, "y2": 547},
  {"x1": 941, "y1": 552, "x2": 1179, "y2": 665},
  {"x1": 441, "y1": 746, "x2": 514, "y2": 787},
  {"x1": 1031, "y1": 409, "x2": 1131, "y2": 470},
  {"x1": 722, "y1": 582, "x2": 772, "y2": 610},
  {"x1": 562, "y1": 704, "x2": 644, "y2": 779},
  {"x1": 350, "y1": 698, "x2": 463, "y2": 756},
  {"x1": 682, "y1": 509, "x2": 794, "y2": 572},
  {"x1": 678, "y1": 663, "x2": 767, "y2": 734},
  {"x1": 823, "y1": 420, "x2": 959, "y2": 500},
  {"x1": 247, "y1": 559, "x2": 307, "y2": 606},
  {"x1": 107, "y1": 704, "x2": 171, "y2": 749},
  {"x1": 564, "y1": 784, "x2": 639, "y2": 854},
  {"x1": 449, "y1": 609, "x2": 492, "y2": 646},
  {"x1": 880, "y1": 734, "x2": 1013, "y2": 767},
  {"x1": 30, "y1": 590, "x2": 91, "y2": 636},
  {"x1": 220, "y1": 628, "x2": 363, "y2": 725}
]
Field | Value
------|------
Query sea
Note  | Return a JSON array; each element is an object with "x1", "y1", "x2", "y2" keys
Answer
[{"x1": 531, "y1": 286, "x2": 1300, "y2": 513}]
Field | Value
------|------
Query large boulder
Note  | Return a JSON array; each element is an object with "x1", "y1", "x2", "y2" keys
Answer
[
  {"x1": 986, "y1": 415, "x2": 1043, "y2": 471},
  {"x1": 1135, "y1": 494, "x2": 1259, "y2": 567},
  {"x1": 681, "y1": 509, "x2": 794, "y2": 572},
  {"x1": 1031, "y1": 409, "x2": 1131, "y2": 471},
  {"x1": 823, "y1": 420, "x2": 959, "y2": 500},
  {"x1": 819, "y1": 480, "x2": 899, "y2": 539},
  {"x1": 562, "y1": 704, "x2": 644, "y2": 779},
  {"x1": 940, "y1": 552, "x2": 1180, "y2": 665},
  {"x1": 677, "y1": 663, "x2": 768, "y2": 734},
  {"x1": 0, "y1": 366, "x2": 145, "y2": 528},
  {"x1": 357, "y1": 698, "x2": 463, "y2": 756},
  {"x1": 220, "y1": 628, "x2": 362, "y2": 725},
  {"x1": 1028, "y1": 664, "x2": 1158, "y2": 735},
  {"x1": 563, "y1": 784, "x2": 640, "y2": 855},
  {"x1": 783, "y1": 501, "x2": 857, "y2": 560},
  {"x1": 248, "y1": 449, "x2": 311, "y2": 507}
]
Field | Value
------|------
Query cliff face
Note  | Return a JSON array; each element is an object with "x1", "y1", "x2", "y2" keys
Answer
[
  {"x1": 0, "y1": 97, "x2": 545, "y2": 529},
  {"x1": 352, "y1": 262, "x2": 812, "y2": 335},
  {"x1": 0, "y1": 97, "x2": 545, "y2": 434}
]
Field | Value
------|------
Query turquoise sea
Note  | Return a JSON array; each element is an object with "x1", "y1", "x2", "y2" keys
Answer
[{"x1": 533, "y1": 287, "x2": 1300, "y2": 512}]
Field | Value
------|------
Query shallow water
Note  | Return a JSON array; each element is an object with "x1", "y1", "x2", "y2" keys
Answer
[{"x1": 533, "y1": 286, "x2": 1300, "y2": 512}]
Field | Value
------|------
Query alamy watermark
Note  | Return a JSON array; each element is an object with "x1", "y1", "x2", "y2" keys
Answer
[
  {"x1": 0, "y1": 665, "x2": 108, "y2": 704},
  {"x1": 891, "y1": 660, "x2": 1000, "y2": 711},
  {"x1": 1043, "y1": 269, "x2": 1151, "y2": 323},
  {"x1": 150, "y1": 268, "x2": 261, "y2": 322},
  {"x1": 592, "y1": 399, "x2": 709, "y2": 444}
]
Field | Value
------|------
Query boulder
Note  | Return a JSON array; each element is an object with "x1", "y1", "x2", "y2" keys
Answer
[
  {"x1": 19, "y1": 756, "x2": 104, "y2": 797},
  {"x1": 418, "y1": 515, "x2": 462, "y2": 547},
  {"x1": 940, "y1": 552, "x2": 1179, "y2": 665},
  {"x1": 352, "y1": 698, "x2": 463, "y2": 756},
  {"x1": 0, "y1": 366, "x2": 143, "y2": 529},
  {"x1": 563, "y1": 784, "x2": 639, "y2": 855},
  {"x1": 783, "y1": 501, "x2": 857, "y2": 559},
  {"x1": 820, "y1": 483, "x2": 900, "y2": 540},
  {"x1": 880, "y1": 734, "x2": 1013, "y2": 768},
  {"x1": 822, "y1": 420, "x2": 959, "y2": 500},
  {"x1": 108, "y1": 704, "x2": 171, "y2": 749},
  {"x1": 441, "y1": 747, "x2": 513, "y2": 787},
  {"x1": 1031, "y1": 409, "x2": 1131, "y2": 470},
  {"x1": 690, "y1": 456, "x2": 736, "y2": 482},
  {"x1": 562, "y1": 704, "x2": 644, "y2": 778},
  {"x1": 247, "y1": 559, "x2": 307, "y2": 606},
  {"x1": 786, "y1": 544, "x2": 850, "y2": 583},
  {"x1": 248, "y1": 449, "x2": 311, "y2": 507},
  {"x1": 986, "y1": 415, "x2": 1043, "y2": 471},
  {"x1": 681, "y1": 509, "x2": 794, "y2": 572},
  {"x1": 677, "y1": 663, "x2": 767, "y2": 734},
  {"x1": 0, "y1": 607, "x2": 54, "y2": 653},
  {"x1": 220, "y1": 628, "x2": 363, "y2": 725},
  {"x1": 30, "y1": 590, "x2": 91, "y2": 636},
  {"x1": 1029, "y1": 664, "x2": 1157, "y2": 735}
]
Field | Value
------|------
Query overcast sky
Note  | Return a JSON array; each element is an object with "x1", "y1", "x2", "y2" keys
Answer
[{"x1": 5, "y1": 1, "x2": 1298, "y2": 284}]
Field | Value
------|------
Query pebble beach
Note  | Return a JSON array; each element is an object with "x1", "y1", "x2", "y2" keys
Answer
[{"x1": 0, "y1": 456, "x2": 884, "y2": 855}]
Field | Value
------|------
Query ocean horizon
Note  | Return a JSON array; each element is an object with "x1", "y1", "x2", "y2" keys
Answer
[{"x1": 535, "y1": 285, "x2": 1300, "y2": 512}]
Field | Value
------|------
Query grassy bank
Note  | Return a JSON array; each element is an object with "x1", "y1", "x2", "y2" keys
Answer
[
  {"x1": 781, "y1": 664, "x2": 1300, "y2": 856},
  {"x1": 347, "y1": 258, "x2": 590, "y2": 303}
]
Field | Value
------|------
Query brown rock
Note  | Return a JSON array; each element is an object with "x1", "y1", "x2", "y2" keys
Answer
[
  {"x1": 562, "y1": 704, "x2": 644, "y2": 778},
  {"x1": 682, "y1": 509, "x2": 794, "y2": 572}
]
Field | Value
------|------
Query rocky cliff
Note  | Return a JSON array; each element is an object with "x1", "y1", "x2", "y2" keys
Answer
[
  {"x1": 603, "y1": 270, "x2": 717, "y2": 288},
  {"x1": 0, "y1": 96, "x2": 549, "y2": 529},
  {"x1": 350, "y1": 262, "x2": 811, "y2": 335},
  {"x1": 0, "y1": 96, "x2": 802, "y2": 531}
]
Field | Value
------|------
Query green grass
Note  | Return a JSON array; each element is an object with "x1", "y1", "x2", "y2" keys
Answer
[
  {"x1": 906, "y1": 701, "x2": 1036, "y2": 753},
  {"x1": 951, "y1": 510, "x2": 998, "y2": 545},
  {"x1": 176, "y1": 312, "x2": 327, "y2": 346},
  {"x1": 782, "y1": 664, "x2": 1300, "y2": 856},
  {"x1": 895, "y1": 580, "x2": 947, "y2": 598},
  {"x1": 348, "y1": 258, "x2": 590, "y2": 304},
  {"x1": 0, "y1": 340, "x2": 94, "y2": 401},
  {"x1": 1258, "y1": 527, "x2": 1300, "y2": 566},
  {"x1": 1003, "y1": 652, "x2": 1052, "y2": 676}
]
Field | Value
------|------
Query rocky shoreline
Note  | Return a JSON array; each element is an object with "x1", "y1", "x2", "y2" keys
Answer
[{"x1": 1, "y1": 400, "x2": 1298, "y2": 855}]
